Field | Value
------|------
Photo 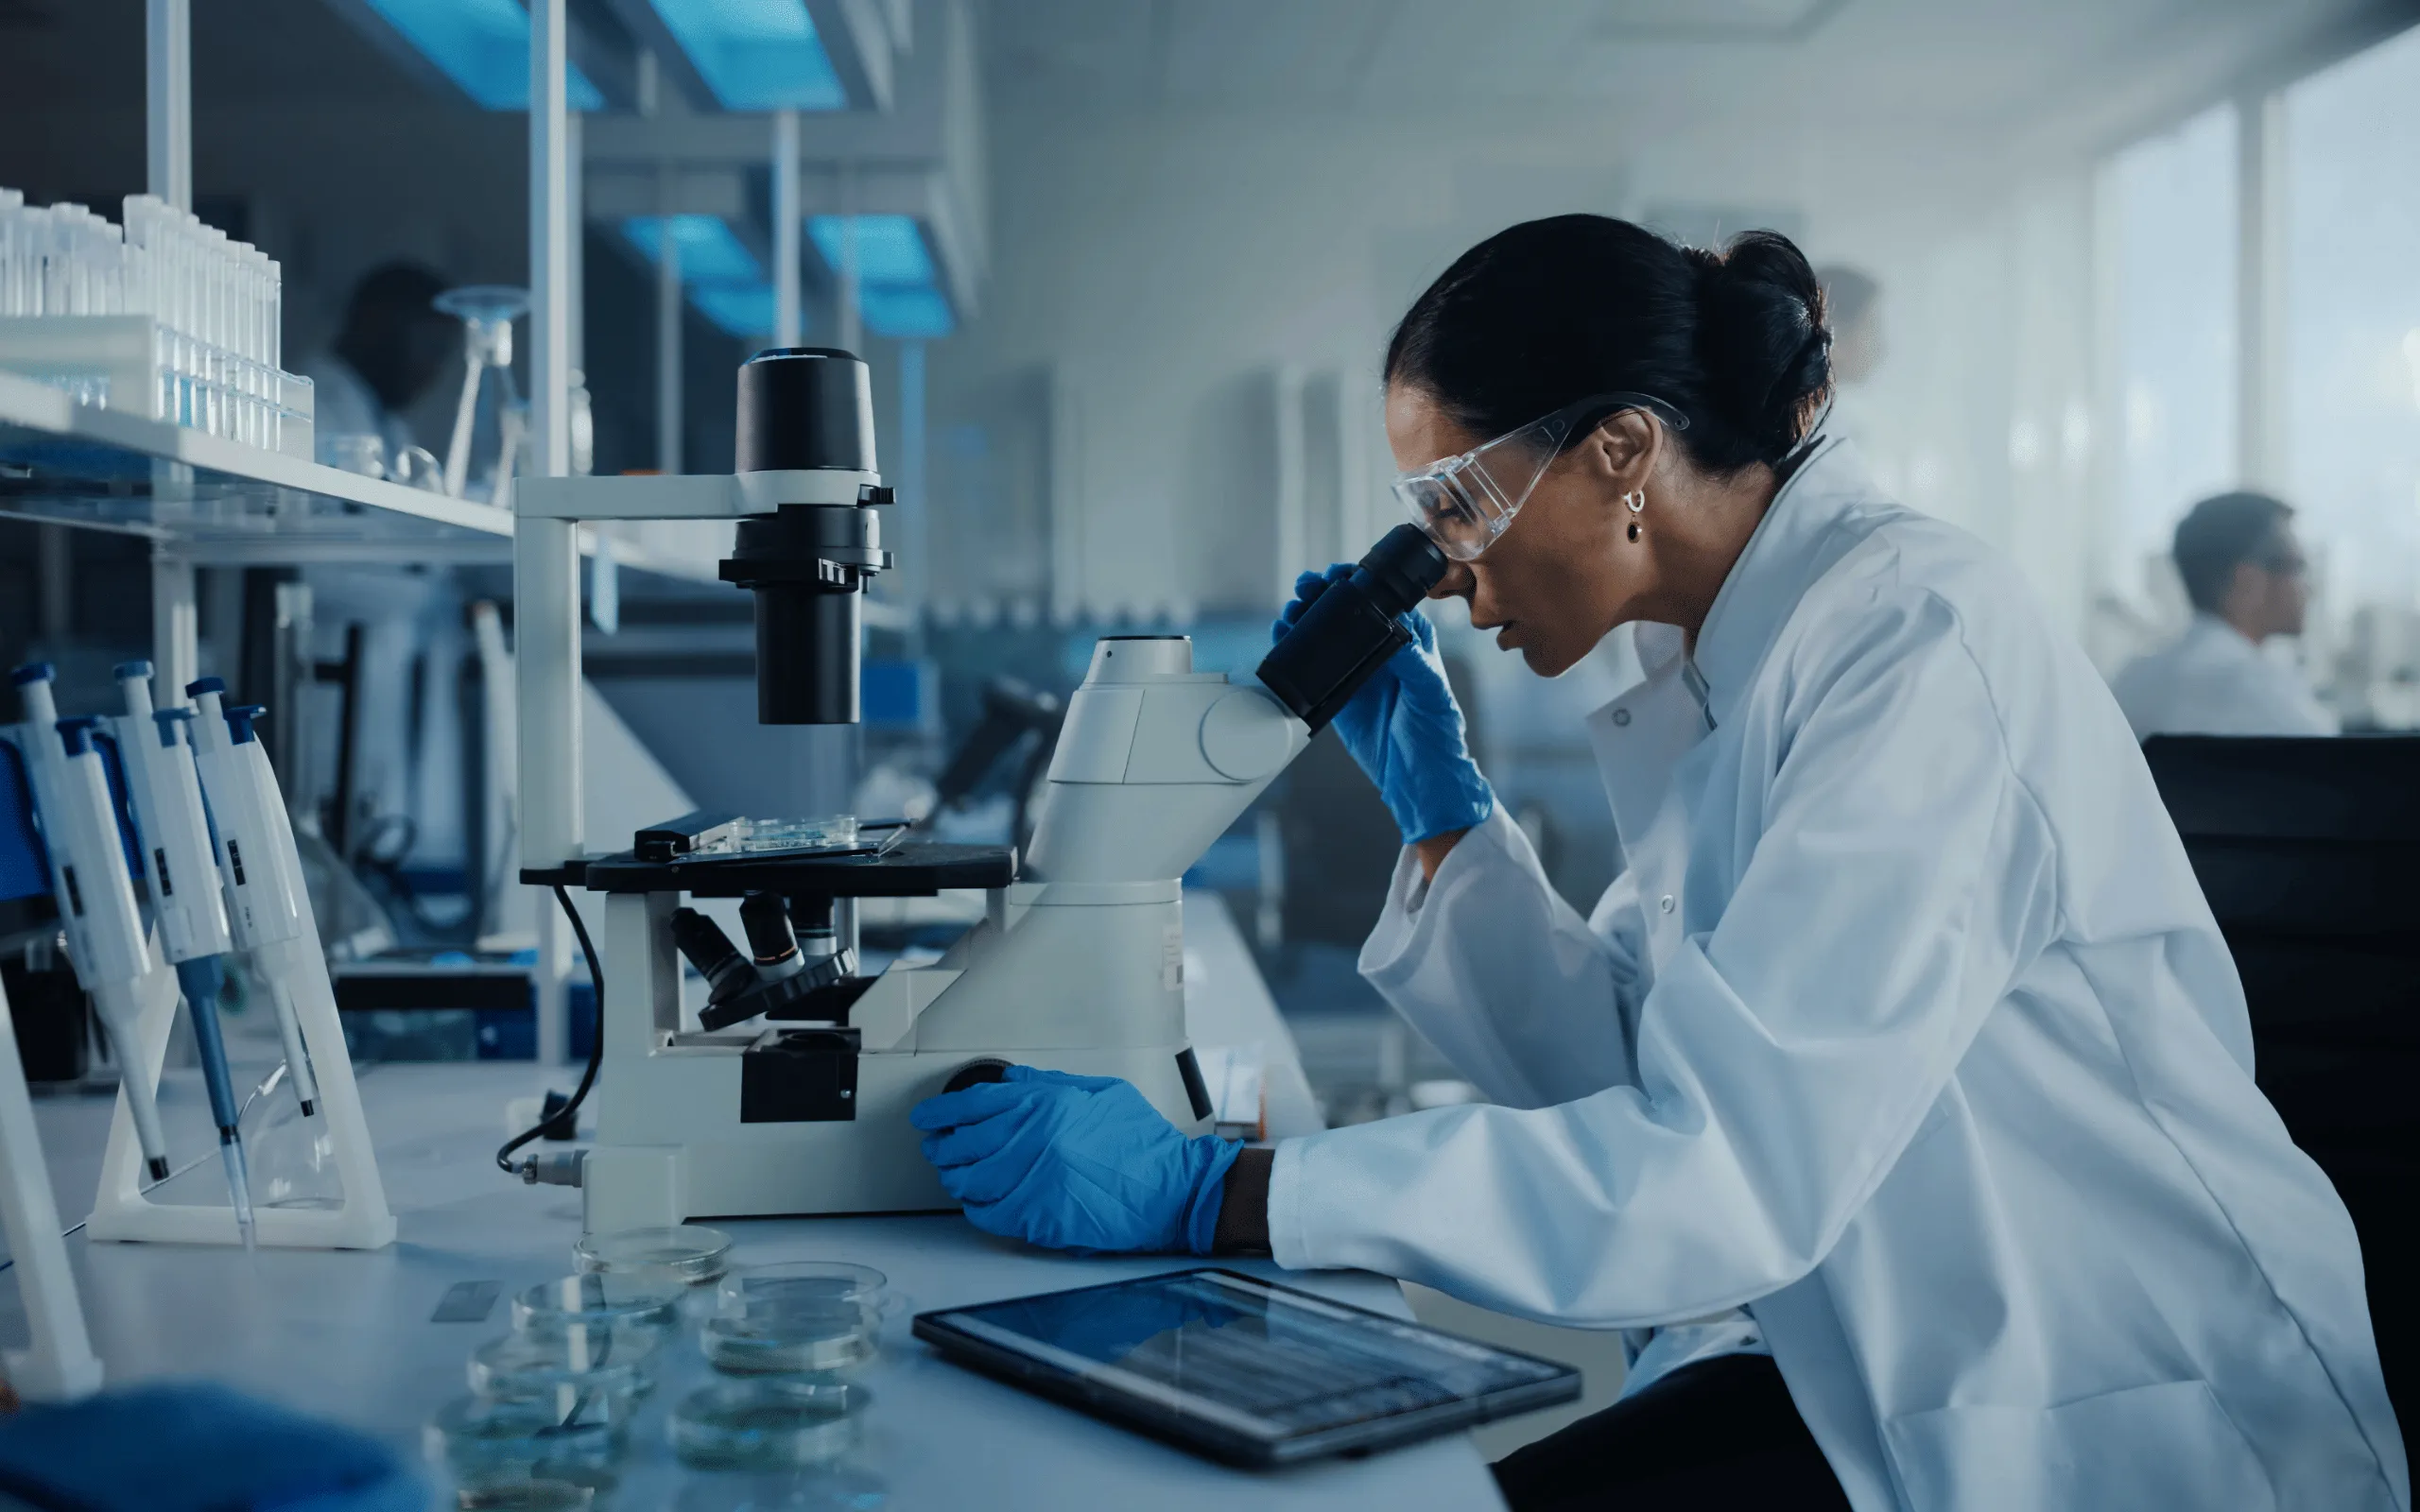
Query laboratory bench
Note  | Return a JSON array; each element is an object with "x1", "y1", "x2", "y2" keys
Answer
[{"x1": 2, "y1": 895, "x2": 1512, "y2": 1509}]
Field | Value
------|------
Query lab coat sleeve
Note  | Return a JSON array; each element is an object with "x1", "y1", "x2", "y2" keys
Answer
[
  {"x1": 1273, "y1": 590, "x2": 2063, "y2": 1327},
  {"x1": 1357, "y1": 804, "x2": 1646, "y2": 1108}
]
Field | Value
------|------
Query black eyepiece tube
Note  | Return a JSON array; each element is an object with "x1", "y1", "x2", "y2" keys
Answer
[{"x1": 1255, "y1": 524, "x2": 1449, "y2": 732}]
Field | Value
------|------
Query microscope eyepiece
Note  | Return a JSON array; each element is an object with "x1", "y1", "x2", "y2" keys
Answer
[{"x1": 1256, "y1": 524, "x2": 1449, "y2": 732}]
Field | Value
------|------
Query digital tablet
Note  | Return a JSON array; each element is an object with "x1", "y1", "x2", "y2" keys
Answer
[{"x1": 912, "y1": 1267, "x2": 1582, "y2": 1467}]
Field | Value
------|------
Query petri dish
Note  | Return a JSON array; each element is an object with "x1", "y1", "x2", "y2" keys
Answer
[
  {"x1": 700, "y1": 1304, "x2": 877, "y2": 1378},
  {"x1": 512, "y1": 1273, "x2": 685, "y2": 1339},
  {"x1": 454, "y1": 1479, "x2": 596, "y2": 1511},
  {"x1": 424, "y1": 1393, "x2": 626, "y2": 1480},
  {"x1": 471, "y1": 1329, "x2": 655, "y2": 1402},
  {"x1": 715, "y1": 1262, "x2": 888, "y2": 1317},
  {"x1": 669, "y1": 1380, "x2": 870, "y2": 1470},
  {"x1": 574, "y1": 1225, "x2": 733, "y2": 1286}
]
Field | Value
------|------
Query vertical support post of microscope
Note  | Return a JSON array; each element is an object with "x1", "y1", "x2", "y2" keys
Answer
[{"x1": 0, "y1": 977, "x2": 103, "y2": 1401}]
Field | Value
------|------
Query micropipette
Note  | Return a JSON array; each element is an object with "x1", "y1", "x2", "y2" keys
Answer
[
  {"x1": 111, "y1": 662, "x2": 256, "y2": 1247},
  {"x1": 184, "y1": 680, "x2": 320, "y2": 1119},
  {"x1": 8, "y1": 665, "x2": 174, "y2": 1185}
]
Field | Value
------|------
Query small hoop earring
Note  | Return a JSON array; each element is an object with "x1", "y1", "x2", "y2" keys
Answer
[{"x1": 1624, "y1": 490, "x2": 1645, "y2": 543}]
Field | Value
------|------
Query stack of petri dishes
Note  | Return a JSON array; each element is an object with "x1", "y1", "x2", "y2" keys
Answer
[
  {"x1": 427, "y1": 1227, "x2": 732, "y2": 1508},
  {"x1": 671, "y1": 1263, "x2": 889, "y2": 1470}
]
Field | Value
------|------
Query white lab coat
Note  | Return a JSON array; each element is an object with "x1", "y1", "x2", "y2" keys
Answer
[
  {"x1": 1268, "y1": 441, "x2": 2405, "y2": 1511},
  {"x1": 2109, "y1": 613, "x2": 2338, "y2": 740}
]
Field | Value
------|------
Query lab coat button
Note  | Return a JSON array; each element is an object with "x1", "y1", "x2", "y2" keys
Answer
[
  {"x1": 1612, "y1": 708, "x2": 1632, "y2": 727},
  {"x1": 1659, "y1": 894, "x2": 1674, "y2": 914}
]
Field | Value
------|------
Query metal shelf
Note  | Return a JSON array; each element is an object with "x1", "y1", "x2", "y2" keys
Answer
[{"x1": 0, "y1": 369, "x2": 717, "y2": 580}]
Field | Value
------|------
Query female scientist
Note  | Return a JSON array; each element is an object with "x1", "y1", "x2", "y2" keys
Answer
[{"x1": 911, "y1": 215, "x2": 2405, "y2": 1510}]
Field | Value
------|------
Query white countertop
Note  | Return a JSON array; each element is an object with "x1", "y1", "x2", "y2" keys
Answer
[{"x1": 6, "y1": 896, "x2": 1507, "y2": 1510}]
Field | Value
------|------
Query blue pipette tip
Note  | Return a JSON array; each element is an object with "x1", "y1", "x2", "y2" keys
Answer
[
  {"x1": 55, "y1": 715, "x2": 100, "y2": 756},
  {"x1": 9, "y1": 662, "x2": 54, "y2": 687},
  {"x1": 112, "y1": 660, "x2": 153, "y2": 680},
  {"x1": 184, "y1": 676, "x2": 226, "y2": 696}
]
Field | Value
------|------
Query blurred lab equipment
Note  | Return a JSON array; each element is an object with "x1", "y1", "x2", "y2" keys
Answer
[
  {"x1": 926, "y1": 676, "x2": 1063, "y2": 853},
  {"x1": 0, "y1": 188, "x2": 312, "y2": 455},
  {"x1": 325, "y1": 432, "x2": 387, "y2": 479},
  {"x1": 514, "y1": 358, "x2": 1443, "y2": 1223},
  {"x1": 435, "y1": 284, "x2": 529, "y2": 501}
]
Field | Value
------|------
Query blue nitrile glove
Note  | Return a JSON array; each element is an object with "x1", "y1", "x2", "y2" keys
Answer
[
  {"x1": 0, "y1": 1381, "x2": 422, "y2": 1512},
  {"x1": 1272, "y1": 565, "x2": 1495, "y2": 843},
  {"x1": 912, "y1": 1066, "x2": 1243, "y2": 1255}
]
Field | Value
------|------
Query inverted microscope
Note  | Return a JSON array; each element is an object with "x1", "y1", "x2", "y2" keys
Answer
[{"x1": 513, "y1": 348, "x2": 1442, "y2": 1231}]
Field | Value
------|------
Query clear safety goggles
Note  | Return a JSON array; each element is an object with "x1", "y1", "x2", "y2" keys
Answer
[{"x1": 1392, "y1": 392, "x2": 1688, "y2": 561}]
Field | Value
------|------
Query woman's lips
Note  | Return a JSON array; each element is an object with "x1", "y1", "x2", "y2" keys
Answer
[{"x1": 1495, "y1": 623, "x2": 1521, "y2": 650}]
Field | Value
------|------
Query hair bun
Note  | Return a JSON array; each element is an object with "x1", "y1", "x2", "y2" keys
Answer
[{"x1": 1692, "y1": 231, "x2": 1833, "y2": 463}]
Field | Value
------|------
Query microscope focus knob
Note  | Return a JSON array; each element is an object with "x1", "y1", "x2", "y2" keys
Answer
[{"x1": 942, "y1": 1058, "x2": 1015, "y2": 1095}]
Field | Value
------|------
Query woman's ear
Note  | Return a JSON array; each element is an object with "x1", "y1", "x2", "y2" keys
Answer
[{"x1": 1578, "y1": 409, "x2": 1658, "y2": 497}]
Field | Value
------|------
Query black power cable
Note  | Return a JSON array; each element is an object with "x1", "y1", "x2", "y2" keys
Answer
[{"x1": 495, "y1": 885, "x2": 607, "y2": 1176}]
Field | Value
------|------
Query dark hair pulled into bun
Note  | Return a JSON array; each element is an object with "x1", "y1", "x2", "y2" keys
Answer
[{"x1": 1385, "y1": 215, "x2": 1835, "y2": 472}]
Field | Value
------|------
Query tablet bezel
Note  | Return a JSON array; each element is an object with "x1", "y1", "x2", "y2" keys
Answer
[{"x1": 910, "y1": 1267, "x2": 1582, "y2": 1468}]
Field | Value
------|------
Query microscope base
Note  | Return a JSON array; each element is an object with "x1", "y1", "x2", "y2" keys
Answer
[{"x1": 580, "y1": 1040, "x2": 1209, "y2": 1232}]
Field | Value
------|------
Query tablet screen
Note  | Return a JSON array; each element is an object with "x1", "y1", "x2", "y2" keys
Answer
[{"x1": 926, "y1": 1268, "x2": 1572, "y2": 1443}]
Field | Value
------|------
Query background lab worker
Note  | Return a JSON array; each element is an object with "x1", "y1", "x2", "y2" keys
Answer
[
  {"x1": 912, "y1": 217, "x2": 2406, "y2": 1509},
  {"x1": 2110, "y1": 490, "x2": 2338, "y2": 739},
  {"x1": 301, "y1": 262, "x2": 455, "y2": 469}
]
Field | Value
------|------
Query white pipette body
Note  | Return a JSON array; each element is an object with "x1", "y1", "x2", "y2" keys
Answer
[
  {"x1": 8, "y1": 665, "x2": 173, "y2": 1181},
  {"x1": 184, "y1": 679, "x2": 320, "y2": 1115}
]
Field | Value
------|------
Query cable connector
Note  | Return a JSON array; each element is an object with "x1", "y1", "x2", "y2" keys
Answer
[{"x1": 516, "y1": 1148, "x2": 587, "y2": 1187}]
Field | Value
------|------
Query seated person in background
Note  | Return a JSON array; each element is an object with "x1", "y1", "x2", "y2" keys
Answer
[
  {"x1": 2110, "y1": 490, "x2": 2337, "y2": 739},
  {"x1": 302, "y1": 262, "x2": 454, "y2": 468}
]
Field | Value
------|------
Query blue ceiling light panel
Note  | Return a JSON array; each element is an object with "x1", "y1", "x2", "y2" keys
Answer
[
  {"x1": 363, "y1": 0, "x2": 605, "y2": 109},
  {"x1": 648, "y1": 0, "x2": 846, "y2": 111},
  {"x1": 621, "y1": 216, "x2": 776, "y2": 340},
  {"x1": 810, "y1": 215, "x2": 955, "y2": 339},
  {"x1": 690, "y1": 285, "x2": 779, "y2": 340},
  {"x1": 857, "y1": 285, "x2": 953, "y2": 341}
]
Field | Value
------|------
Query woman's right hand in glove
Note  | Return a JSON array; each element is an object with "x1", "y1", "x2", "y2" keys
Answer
[{"x1": 1271, "y1": 565, "x2": 1495, "y2": 846}]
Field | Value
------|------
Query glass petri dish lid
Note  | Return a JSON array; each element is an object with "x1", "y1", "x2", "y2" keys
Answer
[
  {"x1": 573, "y1": 1225, "x2": 733, "y2": 1286},
  {"x1": 700, "y1": 1303, "x2": 878, "y2": 1378},
  {"x1": 470, "y1": 1329, "x2": 655, "y2": 1402},
  {"x1": 669, "y1": 1380, "x2": 871, "y2": 1471},
  {"x1": 452, "y1": 1477, "x2": 596, "y2": 1511},
  {"x1": 512, "y1": 1273, "x2": 685, "y2": 1338},
  {"x1": 715, "y1": 1261, "x2": 888, "y2": 1318},
  {"x1": 424, "y1": 1392, "x2": 627, "y2": 1480}
]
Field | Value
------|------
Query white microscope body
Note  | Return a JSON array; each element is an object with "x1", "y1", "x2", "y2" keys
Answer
[{"x1": 579, "y1": 635, "x2": 1310, "y2": 1230}]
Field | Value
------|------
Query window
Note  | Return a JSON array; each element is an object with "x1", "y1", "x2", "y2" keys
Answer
[
  {"x1": 2100, "y1": 103, "x2": 2239, "y2": 604},
  {"x1": 2283, "y1": 24, "x2": 2420, "y2": 607}
]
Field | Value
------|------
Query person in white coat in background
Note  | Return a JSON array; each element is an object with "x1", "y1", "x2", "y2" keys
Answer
[
  {"x1": 2110, "y1": 490, "x2": 2339, "y2": 739},
  {"x1": 911, "y1": 215, "x2": 2405, "y2": 1510}
]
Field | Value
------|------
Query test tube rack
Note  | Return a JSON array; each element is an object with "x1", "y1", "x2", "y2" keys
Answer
[{"x1": 0, "y1": 972, "x2": 105, "y2": 1401}]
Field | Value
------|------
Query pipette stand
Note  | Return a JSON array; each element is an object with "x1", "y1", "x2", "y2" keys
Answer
[
  {"x1": 83, "y1": 928, "x2": 394, "y2": 1250},
  {"x1": 0, "y1": 975, "x2": 104, "y2": 1400}
]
